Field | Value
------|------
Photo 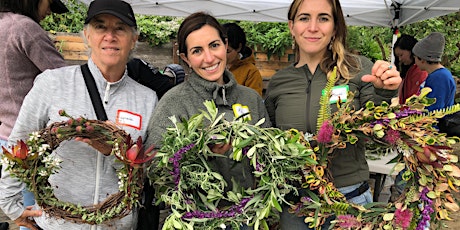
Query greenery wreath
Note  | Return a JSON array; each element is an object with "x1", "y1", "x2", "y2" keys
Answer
[
  {"x1": 1, "y1": 110, "x2": 155, "y2": 225},
  {"x1": 149, "y1": 101, "x2": 316, "y2": 229},
  {"x1": 149, "y1": 68, "x2": 460, "y2": 230}
]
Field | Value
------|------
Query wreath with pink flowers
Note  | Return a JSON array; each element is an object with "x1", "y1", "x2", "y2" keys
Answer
[
  {"x1": 1, "y1": 110, "x2": 155, "y2": 224},
  {"x1": 148, "y1": 68, "x2": 460, "y2": 230}
]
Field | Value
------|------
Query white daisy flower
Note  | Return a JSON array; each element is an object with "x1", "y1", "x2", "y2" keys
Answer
[
  {"x1": 38, "y1": 170, "x2": 48, "y2": 177},
  {"x1": 29, "y1": 132, "x2": 41, "y2": 141}
]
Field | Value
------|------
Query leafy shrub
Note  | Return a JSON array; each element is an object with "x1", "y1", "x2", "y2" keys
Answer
[
  {"x1": 40, "y1": 0, "x2": 87, "y2": 33},
  {"x1": 136, "y1": 15, "x2": 182, "y2": 46},
  {"x1": 347, "y1": 26, "x2": 392, "y2": 62},
  {"x1": 239, "y1": 21, "x2": 292, "y2": 59}
]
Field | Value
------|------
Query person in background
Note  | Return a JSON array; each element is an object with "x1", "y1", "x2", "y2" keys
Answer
[
  {"x1": 393, "y1": 34, "x2": 428, "y2": 104},
  {"x1": 146, "y1": 12, "x2": 270, "y2": 230},
  {"x1": 0, "y1": 1, "x2": 68, "y2": 229},
  {"x1": 394, "y1": 32, "x2": 456, "y2": 205},
  {"x1": 125, "y1": 58, "x2": 186, "y2": 230},
  {"x1": 413, "y1": 32, "x2": 456, "y2": 111},
  {"x1": 0, "y1": 0, "x2": 158, "y2": 229},
  {"x1": 127, "y1": 58, "x2": 185, "y2": 98},
  {"x1": 264, "y1": 0, "x2": 402, "y2": 229},
  {"x1": 223, "y1": 22, "x2": 264, "y2": 96}
]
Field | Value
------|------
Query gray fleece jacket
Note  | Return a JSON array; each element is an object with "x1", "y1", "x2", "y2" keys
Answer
[
  {"x1": 146, "y1": 70, "x2": 270, "y2": 192},
  {"x1": 0, "y1": 59, "x2": 157, "y2": 229}
]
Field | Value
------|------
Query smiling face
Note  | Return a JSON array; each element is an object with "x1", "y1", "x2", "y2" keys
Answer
[
  {"x1": 394, "y1": 47, "x2": 414, "y2": 66},
  {"x1": 288, "y1": 0, "x2": 335, "y2": 60},
  {"x1": 84, "y1": 14, "x2": 137, "y2": 75},
  {"x1": 180, "y1": 25, "x2": 227, "y2": 85}
]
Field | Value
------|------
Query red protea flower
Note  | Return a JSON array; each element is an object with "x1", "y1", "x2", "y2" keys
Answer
[
  {"x1": 2, "y1": 140, "x2": 29, "y2": 160},
  {"x1": 118, "y1": 136, "x2": 157, "y2": 167}
]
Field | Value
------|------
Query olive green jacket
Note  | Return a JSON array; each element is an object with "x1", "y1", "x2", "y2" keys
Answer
[{"x1": 265, "y1": 56, "x2": 397, "y2": 188}]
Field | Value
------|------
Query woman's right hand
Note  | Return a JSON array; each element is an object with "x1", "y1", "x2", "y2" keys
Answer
[
  {"x1": 14, "y1": 206, "x2": 42, "y2": 230},
  {"x1": 209, "y1": 143, "x2": 232, "y2": 155},
  {"x1": 362, "y1": 60, "x2": 402, "y2": 90}
]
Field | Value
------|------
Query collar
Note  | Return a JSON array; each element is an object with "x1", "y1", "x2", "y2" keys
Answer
[{"x1": 187, "y1": 70, "x2": 239, "y2": 106}]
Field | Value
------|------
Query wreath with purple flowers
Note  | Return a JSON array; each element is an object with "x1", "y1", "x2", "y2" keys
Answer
[
  {"x1": 148, "y1": 101, "x2": 315, "y2": 229},
  {"x1": 148, "y1": 68, "x2": 460, "y2": 230}
]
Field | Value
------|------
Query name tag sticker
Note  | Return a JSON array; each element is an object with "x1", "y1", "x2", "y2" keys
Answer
[
  {"x1": 232, "y1": 104, "x2": 252, "y2": 121},
  {"x1": 322, "y1": 85, "x2": 349, "y2": 104},
  {"x1": 116, "y1": 110, "x2": 142, "y2": 130}
]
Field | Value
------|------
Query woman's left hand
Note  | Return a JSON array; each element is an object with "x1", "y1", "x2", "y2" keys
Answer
[{"x1": 362, "y1": 60, "x2": 402, "y2": 90}]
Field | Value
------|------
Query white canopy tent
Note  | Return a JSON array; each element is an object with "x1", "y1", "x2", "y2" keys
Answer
[
  {"x1": 78, "y1": 0, "x2": 460, "y2": 27},
  {"x1": 78, "y1": 0, "x2": 460, "y2": 63}
]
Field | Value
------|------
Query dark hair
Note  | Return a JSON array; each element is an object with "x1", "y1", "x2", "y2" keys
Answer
[
  {"x1": 288, "y1": 0, "x2": 359, "y2": 81},
  {"x1": 223, "y1": 22, "x2": 253, "y2": 58},
  {"x1": 393, "y1": 34, "x2": 418, "y2": 77},
  {"x1": 177, "y1": 11, "x2": 226, "y2": 57},
  {"x1": 223, "y1": 22, "x2": 246, "y2": 50},
  {"x1": 393, "y1": 34, "x2": 418, "y2": 52},
  {"x1": 0, "y1": 0, "x2": 41, "y2": 23}
]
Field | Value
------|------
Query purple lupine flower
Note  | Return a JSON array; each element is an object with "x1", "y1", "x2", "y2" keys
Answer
[
  {"x1": 396, "y1": 107, "x2": 423, "y2": 118},
  {"x1": 169, "y1": 143, "x2": 195, "y2": 189},
  {"x1": 242, "y1": 147, "x2": 249, "y2": 155},
  {"x1": 416, "y1": 187, "x2": 434, "y2": 230},
  {"x1": 370, "y1": 118, "x2": 390, "y2": 127},
  {"x1": 255, "y1": 161, "x2": 265, "y2": 172},
  {"x1": 370, "y1": 108, "x2": 422, "y2": 128},
  {"x1": 182, "y1": 197, "x2": 252, "y2": 219},
  {"x1": 300, "y1": 196, "x2": 313, "y2": 203}
]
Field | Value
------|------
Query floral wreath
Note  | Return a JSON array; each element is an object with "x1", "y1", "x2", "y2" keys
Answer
[
  {"x1": 149, "y1": 67, "x2": 460, "y2": 230},
  {"x1": 1, "y1": 110, "x2": 156, "y2": 225}
]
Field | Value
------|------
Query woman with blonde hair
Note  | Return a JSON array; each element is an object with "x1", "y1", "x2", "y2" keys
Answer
[{"x1": 264, "y1": 0, "x2": 402, "y2": 228}]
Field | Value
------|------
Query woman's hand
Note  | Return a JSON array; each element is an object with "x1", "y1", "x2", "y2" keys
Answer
[
  {"x1": 75, "y1": 137, "x2": 112, "y2": 155},
  {"x1": 209, "y1": 143, "x2": 232, "y2": 155},
  {"x1": 362, "y1": 60, "x2": 402, "y2": 90},
  {"x1": 14, "y1": 206, "x2": 42, "y2": 230}
]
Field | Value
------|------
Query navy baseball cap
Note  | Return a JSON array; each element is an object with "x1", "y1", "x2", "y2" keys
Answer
[
  {"x1": 50, "y1": 0, "x2": 69, "y2": 14},
  {"x1": 84, "y1": 0, "x2": 137, "y2": 27}
]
